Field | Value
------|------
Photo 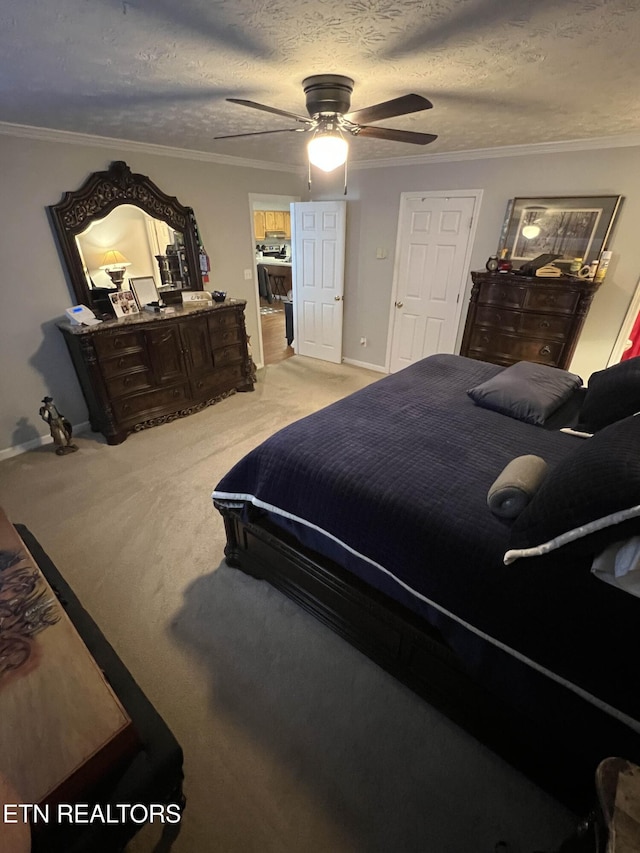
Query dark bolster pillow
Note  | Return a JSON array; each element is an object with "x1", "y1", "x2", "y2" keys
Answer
[
  {"x1": 487, "y1": 455, "x2": 548, "y2": 519},
  {"x1": 467, "y1": 361, "x2": 583, "y2": 425},
  {"x1": 504, "y1": 414, "x2": 640, "y2": 564},
  {"x1": 579, "y1": 356, "x2": 640, "y2": 432}
]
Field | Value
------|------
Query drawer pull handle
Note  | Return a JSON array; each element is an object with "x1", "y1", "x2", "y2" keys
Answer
[
  {"x1": 539, "y1": 345, "x2": 552, "y2": 356},
  {"x1": 118, "y1": 357, "x2": 126, "y2": 368},
  {"x1": 123, "y1": 376, "x2": 131, "y2": 386},
  {"x1": 539, "y1": 320, "x2": 550, "y2": 329},
  {"x1": 494, "y1": 313, "x2": 501, "y2": 324},
  {"x1": 173, "y1": 389, "x2": 180, "y2": 397},
  {"x1": 544, "y1": 295, "x2": 557, "y2": 305}
]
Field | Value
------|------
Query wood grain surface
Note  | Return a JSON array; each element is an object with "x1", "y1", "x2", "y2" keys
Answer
[{"x1": 0, "y1": 509, "x2": 137, "y2": 807}]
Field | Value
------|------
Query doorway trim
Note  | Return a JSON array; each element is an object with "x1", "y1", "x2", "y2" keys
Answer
[
  {"x1": 248, "y1": 192, "x2": 301, "y2": 369},
  {"x1": 384, "y1": 189, "x2": 483, "y2": 373}
]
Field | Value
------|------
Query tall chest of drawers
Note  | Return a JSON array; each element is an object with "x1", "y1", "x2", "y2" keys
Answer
[
  {"x1": 59, "y1": 301, "x2": 254, "y2": 444},
  {"x1": 459, "y1": 271, "x2": 599, "y2": 370}
]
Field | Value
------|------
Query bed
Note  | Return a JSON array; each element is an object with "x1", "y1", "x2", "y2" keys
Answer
[{"x1": 212, "y1": 353, "x2": 640, "y2": 810}]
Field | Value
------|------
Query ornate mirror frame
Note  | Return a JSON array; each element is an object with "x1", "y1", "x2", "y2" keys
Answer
[{"x1": 48, "y1": 160, "x2": 202, "y2": 313}]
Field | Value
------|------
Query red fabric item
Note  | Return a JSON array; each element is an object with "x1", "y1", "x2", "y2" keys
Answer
[{"x1": 622, "y1": 310, "x2": 640, "y2": 361}]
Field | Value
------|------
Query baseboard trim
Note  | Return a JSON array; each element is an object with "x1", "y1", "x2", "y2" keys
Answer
[
  {"x1": 342, "y1": 357, "x2": 387, "y2": 374},
  {"x1": 0, "y1": 421, "x2": 91, "y2": 462}
]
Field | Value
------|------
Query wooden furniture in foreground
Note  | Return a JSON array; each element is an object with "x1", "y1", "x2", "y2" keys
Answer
[
  {"x1": 596, "y1": 758, "x2": 640, "y2": 852},
  {"x1": 0, "y1": 509, "x2": 138, "y2": 813},
  {"x1": 3, "y1": 515, "x2": 185, "y2": 853},
  {"x1": 58, "y1": 301, "x2": 254, "y2": 444},
  {"x1": 460, "y1": 271, "x2": 600, "y2": 370},
  {"x1": 0, "y1": 774, "x2": 31, "y2": 853}
]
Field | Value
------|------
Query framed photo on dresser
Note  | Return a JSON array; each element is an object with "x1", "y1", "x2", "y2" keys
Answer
[
  {"x1": 109, "y1": 290, "x2": 139, "y2": 318},
  {"x1": 129, "y1": 276, "x2": 159, "y2": 309}
]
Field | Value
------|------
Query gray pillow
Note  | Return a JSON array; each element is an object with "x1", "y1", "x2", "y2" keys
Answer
[{"x1": 468, "y1": 361, "x2": 583, "y2": 425}]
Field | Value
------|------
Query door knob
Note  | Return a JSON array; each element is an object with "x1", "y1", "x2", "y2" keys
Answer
[
  {"x1": 334, "y1": 295, "x2": 342, "y2": 301},
  {"x1": 396, "y1": 301, "x2": 404, "y2": 308}
]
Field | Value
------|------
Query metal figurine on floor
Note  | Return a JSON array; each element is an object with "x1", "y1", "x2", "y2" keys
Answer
[{"x1": 39, "y1": 397, "x2": 78, "y2": 455}]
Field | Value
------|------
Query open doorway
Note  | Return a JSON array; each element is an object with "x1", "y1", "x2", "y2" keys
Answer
[{"x1": 249, "y1": 193, "x2": 300, "y2": 367}]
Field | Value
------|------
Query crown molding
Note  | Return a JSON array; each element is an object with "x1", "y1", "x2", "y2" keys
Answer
[
  {"x1": 3, "y1": 120, "x2": 640, "y2": 174},
  {"x1": 350, "y1": 133, "x2": 640, "y2": 170},
  {"x1": 0, "y1": 121, "x2": 305, "y2": 174}
]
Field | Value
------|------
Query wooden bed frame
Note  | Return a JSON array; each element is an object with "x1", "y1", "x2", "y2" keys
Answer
[{"x1": 215, "y1": 502, "x2": 632, "y2": 814}]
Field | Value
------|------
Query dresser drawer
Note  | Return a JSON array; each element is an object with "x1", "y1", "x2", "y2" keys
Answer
[
  {"x1": 519, "y1": 312, "x2": 573, "y2": 340},
  {"x1": 209, "y1": 310, "x2": 239, "y2": 331},
  {"x1": 478, "y1": 282, "x2": 528, "y2": 309},
  {"x1": 210, "y1": 326, "x2": 242, "y2": 348},
  {"x1": 474, "y1": 305, "x2": 573, "y2": 340},
  {"x1": 523, "y1": 287, "x2": 580, "y2": 314},
  {"x1": 474, "y1": 306, "x2": 520, "y2": 333},
  {"x1": 100, "y1": 350, "x2": 149, "y2": 378},
  {"x1": 468, "y1": 329, "x2": 564, "y2": 366},
  {"x1": 105, "y1": 370, "x2": 153, "y2": 398},
  {"x1": 191, "y1": 363, "x2": 244, "y2": 396},
  {"x1": 213, "y1": 343, "x2": 243, "y2": 366},
  {"x1": 112, "y1": 384, "x2": 190, "y2": 423},
  {"x1": 93, "y1": 330, "x2": 145, "y2": 358}
]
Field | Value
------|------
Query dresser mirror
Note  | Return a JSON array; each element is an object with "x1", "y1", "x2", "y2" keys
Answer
[{"x1": 49, "y1": 160, "x2": 203, "y2": 317}]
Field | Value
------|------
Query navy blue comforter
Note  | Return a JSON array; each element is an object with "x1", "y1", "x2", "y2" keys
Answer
[{"x1": 213, "y1": 354, "x2": 640, "y2": 738}]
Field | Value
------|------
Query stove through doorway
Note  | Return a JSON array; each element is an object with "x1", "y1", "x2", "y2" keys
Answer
[{"x1": 260, "y1": 299, "x2": 294, "y2": 365}]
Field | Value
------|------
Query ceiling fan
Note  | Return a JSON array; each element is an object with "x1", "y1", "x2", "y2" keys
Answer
[{"x1": 215, "y1": 74, "x2": 437, "y2": 173}]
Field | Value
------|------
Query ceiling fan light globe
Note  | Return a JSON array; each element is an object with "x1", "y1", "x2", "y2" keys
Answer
[{"x1": 307, "y1": 134, "x2": 349, "y2": 172}]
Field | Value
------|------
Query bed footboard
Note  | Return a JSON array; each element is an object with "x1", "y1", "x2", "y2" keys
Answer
[{"x1": 214, "y1": 502, "x2": 624, "y2": 812}]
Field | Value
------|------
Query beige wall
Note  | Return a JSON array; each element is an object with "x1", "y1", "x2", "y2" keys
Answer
[
  {"x1": 312, "y1": 146, "x2": 640, "y2": 380},
  {"x1": 0, "y1": 132, "x2": 304, "y2": 454},
  {"x1": 3, "y1": 128, "x2": 640, "y2": 454}
]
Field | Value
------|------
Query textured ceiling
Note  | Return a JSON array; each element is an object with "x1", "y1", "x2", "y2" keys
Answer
[{"x1": 2, "y1": 0, "x2": 640, "y2": 167}]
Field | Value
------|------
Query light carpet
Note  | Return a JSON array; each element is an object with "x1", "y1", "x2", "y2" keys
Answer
[{"x1": 0, "y1": 356, "x2": 577, "y2": 852}]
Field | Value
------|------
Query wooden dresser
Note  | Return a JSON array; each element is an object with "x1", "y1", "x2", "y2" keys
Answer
[
  {"x1": 59, "y1": 300, "x2": 254, "y2": 445},
  {"x1": 459, "y1": 271, "x2": 600, "y2": 370}
]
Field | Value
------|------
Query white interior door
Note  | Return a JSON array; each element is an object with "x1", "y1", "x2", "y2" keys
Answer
[
  {"x1": 389, "y1": 191, "x2": 480, "y2": 373},
  {"x1": 292, "y1": 201, "x2": 346, "y2": 364}
]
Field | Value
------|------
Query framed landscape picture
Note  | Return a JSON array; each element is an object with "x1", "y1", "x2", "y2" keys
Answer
[{"x1": 499, "y1": 195, "x2": 622, "y2": 267}]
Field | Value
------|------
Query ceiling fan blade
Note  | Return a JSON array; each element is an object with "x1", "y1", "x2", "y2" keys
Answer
[
  {"x1": 345, "y1": 94, "x2": 432, "y2": 125},
  {"x1": 227, "y1": 98, "x2": 310, "y2": 124},
  {"x1": 356, "y1": 126, "x2": 437, "y2": 145},
  {"x1": 214, "y1": 128, "x2": 307, "y2": 140}
]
